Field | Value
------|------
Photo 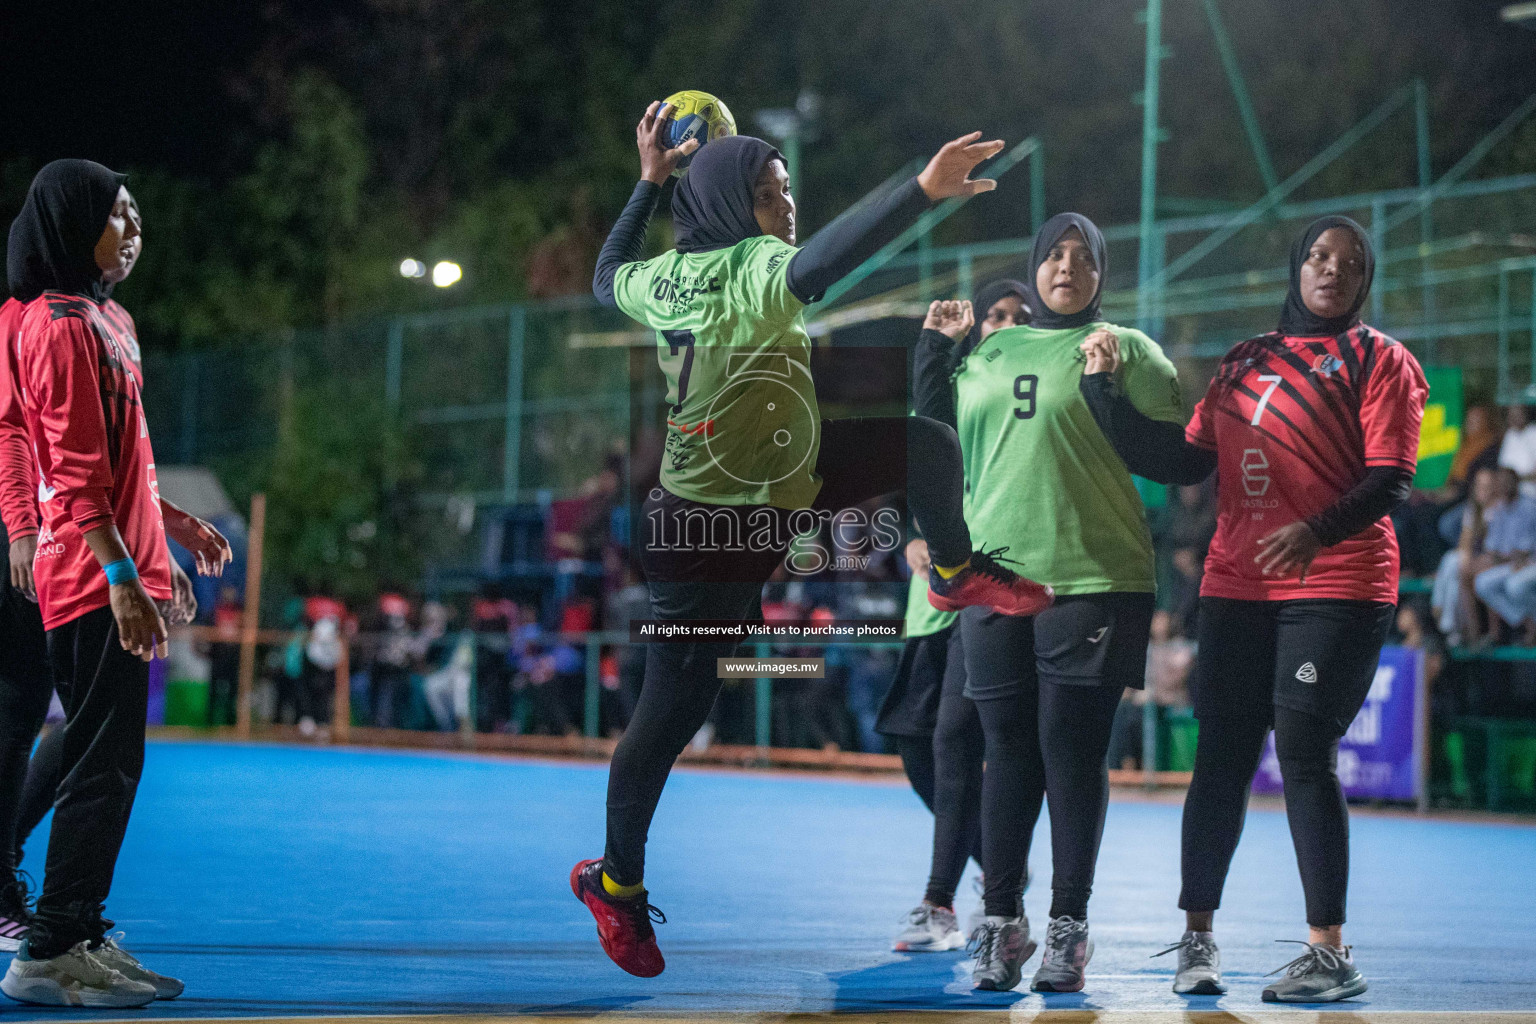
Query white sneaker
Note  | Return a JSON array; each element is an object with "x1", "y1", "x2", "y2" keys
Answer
[
  {"x1": 0, "y1": 941, "x2": 156, "y2": 1007},
  {"x1": 92, "y1": 933, "x2": 184, "y2": 999},
  {"x1": 893, "y1": 902, "x2": 965, "y2": 952}
]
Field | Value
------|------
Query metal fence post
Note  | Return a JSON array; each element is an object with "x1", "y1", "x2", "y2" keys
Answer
[
  {"x1": 754, "y1": 641, "x2": 772, "y2": 749},
  {"x1": 584, "y1": 636, "x2": 602, "y2": 738},
  {"x1": 503, "y1": 307, "x2": 526, "y2": 504}
]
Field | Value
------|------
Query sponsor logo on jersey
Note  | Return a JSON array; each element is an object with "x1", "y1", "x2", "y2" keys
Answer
[
  {"x1": 35, "y1": 523, "x2": 63, "y2": 558},
  {"x1": 1240, "y1": 448, "x2": 1271, "y2": 497},
  {"x1": 1087, "y1": 626, "x2": 1108, "y2": 644},
  {"x1": 1312, "y1": 354, "x2": 1343, "y2": 378},
  {"x1": 1295, "y1": 661, "x2": 1318, "y2": 684}
]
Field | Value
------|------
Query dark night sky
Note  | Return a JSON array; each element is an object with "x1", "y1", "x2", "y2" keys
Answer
[{"x1": 1, "y1": 3, "x2": 265, "y2": 175}]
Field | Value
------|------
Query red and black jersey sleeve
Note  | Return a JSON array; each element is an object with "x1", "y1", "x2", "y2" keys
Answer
[
  {"x1": 0, "y1": 300, "x2": 39, "y2": 540},
  {"x1": 1184, "y1": 390, "x2": 1218, "y2": 451},
  {"x1": 24, "y1": 316, "x2": 117, "y2": 533},
  {"x1": 1359, "y1": 337, "x2": 1428, "y2": 473}
]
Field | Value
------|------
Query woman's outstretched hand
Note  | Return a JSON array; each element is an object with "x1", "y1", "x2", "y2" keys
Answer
[
  {"x1": 924, "y1": 300, "x2": 974, "y2": 341},
  {"x1": 638, "y1": 102, "x2": 702, "y2": 185},
  {"x1": 1080, "y1": 329, "x2": 1122, "y2": 374},
  {"x1": 917, "y1": 132, "x2": 1006, "y2": 201}
]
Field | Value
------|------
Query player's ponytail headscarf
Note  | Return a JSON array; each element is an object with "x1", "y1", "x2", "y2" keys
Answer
[
  {"x1": 1277, "y1": 214, "x2": 1376, "y2": 337},
  {"x1": 1026, "y1": 212, "x2": 1107, "y2": 331},
  {"x1": 672, "y1": 135, "x2": 785, "y2": 254},
  {"x1": 7, "y1": 159, "x2": 127, "y2": 304},
  {"x1": 958, "y1": 278, "x2": 1030, "y2": 360}
]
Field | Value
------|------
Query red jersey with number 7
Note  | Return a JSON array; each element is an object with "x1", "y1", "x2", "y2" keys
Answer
[
  {"x1": 13, "y1": 293, "x2": 171, "y2": 630},
  {"x1": 1185, "y1": 326, "x2": 1427, "y2": 604}
]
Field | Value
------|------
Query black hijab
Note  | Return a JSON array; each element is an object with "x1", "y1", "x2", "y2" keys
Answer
[
  {"x1": 1277, "y1": 215, "x2": 1375, "y2": 337},
  {"x1": 672, "y1": 135, "x2": 784, "y2": 254},
  {"x1": 7, "y1": 159, "x2": 127, "y2": 304},
  {"x1": 959, "y1": 278, "x2": 1029, "y2": 359},
  {"x1": 1026, "y1": 212, "x2": 1107, "y2": 331}
]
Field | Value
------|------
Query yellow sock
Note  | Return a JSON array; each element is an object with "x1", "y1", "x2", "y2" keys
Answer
[
  {"x1": 602, "y1": 871, "x2": 645, "y2": 899},
  {"x1": 933, "y1": 557, "x2": 971, "y2": 580}
]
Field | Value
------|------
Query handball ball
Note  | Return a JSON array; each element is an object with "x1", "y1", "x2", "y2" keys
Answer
[{"x1": 661, "y1": 90, "x2": 737, "y2": 176}]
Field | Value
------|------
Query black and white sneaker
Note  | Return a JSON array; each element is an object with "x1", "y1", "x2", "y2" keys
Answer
[{"x1": 0, "y1": 872, "x2": 35, "y2": 953}]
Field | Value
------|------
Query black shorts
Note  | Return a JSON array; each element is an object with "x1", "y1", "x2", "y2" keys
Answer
[
  {"x1": 1193, "y1": 597, "x2": 1395, "y2": 736},
  {"x1": 876, "y1": 623, "x2": 960, "y2": 738},
  {"x1": 960, "y1": 592, "x2": 1154, "y2": 702}
]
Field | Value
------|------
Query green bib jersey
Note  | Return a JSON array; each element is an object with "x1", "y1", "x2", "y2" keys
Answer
[
  {"x1": 954, "y1": 322, "x2": 1183, "y2": 596},
  {"x1": 614, "y1": 235, "x2": 823, "y2": 510}
]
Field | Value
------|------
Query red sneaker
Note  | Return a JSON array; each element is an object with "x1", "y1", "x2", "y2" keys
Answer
[
  {"x1": 570, "y1": 858, "x2": 666, "y2": 978},
  {"x1": 928, "y1": 546, "x2": 1054, "y2": 617}
]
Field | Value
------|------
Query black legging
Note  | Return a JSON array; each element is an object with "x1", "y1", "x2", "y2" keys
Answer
[
  {"x1": 0, "y1": 574, "x2": 54, "y2": 875},
  {"x1": 16, "y1": 724, "x2": 64, "y2": 863},
  {"x1": 1180, "y1": 704, "x2": 1351, "y2": 927},
  {"x1": 890, "y1": 633, "x2": 986, "y2": 908},
  {"x1": 974, "y1": 684, "x2": 1120, "y2": 920},
  {"x1": 605, "y1": 415, "x2": 973, "y2": 886}
]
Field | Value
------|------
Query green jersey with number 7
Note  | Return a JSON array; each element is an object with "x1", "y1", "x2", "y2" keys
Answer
[
  {"x1": 954, "y1": 322, "x2": 1183, "y2": 595},
  {"x1": 613, "y1": 235, "x2": 821, "y2": 510}
]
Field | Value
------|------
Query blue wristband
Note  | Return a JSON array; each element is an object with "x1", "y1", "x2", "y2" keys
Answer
[{"x1": 103, "y1": 558, "x2": 139, "y2": 585}]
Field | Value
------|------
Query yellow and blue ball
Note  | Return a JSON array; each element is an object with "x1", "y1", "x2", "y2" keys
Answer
[{"x1": 661, "y1": 90, "x2": 737, "y2": 176}]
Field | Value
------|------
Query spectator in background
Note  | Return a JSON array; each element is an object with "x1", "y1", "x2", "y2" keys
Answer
[
  {"x1": 371, "y1": 593, "x2": 414, "y2": 728},
  {"x1": 1395, "y1": 600, "x2": 1445, "y2": 694},
  {"x1": 1154, "y1": 482, "x2": 1216, "y2": 634},
  {"x1": 424, "y1": 627, "x2": 475, "y2": 731},
  {"x1": 206, "y1": 585, "x2": 242, "y2": 726},
  {"x1": 302, "y1": 611, "x2": 343, "y2": 735},
  {"x1": 1434, "y1": 466, "x2": 1501, "y2": 645},
  {"x1": 1448, "y1": 405, "x2": 1501, "y2": 495},
  {"x1": 1472, "y1": 467, "x2": 1536, "y2": 645},
  {"x1": 1498, "y1": 404, "x2": 1536, "y2": 498},
  {"x1": 1108, "y1": 609, "x2": 1194, "y2": 770}
]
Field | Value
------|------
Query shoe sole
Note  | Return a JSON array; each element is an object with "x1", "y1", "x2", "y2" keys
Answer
[
  {"x1": 1174, "y1": 977, "x2": 1227, "y2": 996},
  {"x1": 928, "y1": 590, "x2": 1054, "y2": 617},
  {"x1": 1262, "y1": 977, "x2": 1368, "y2": 1003},
  {"x1": 973, "y1": 938, "x2": 1037, "y2": 991},
  {"x1": 1, "y1": 975, "x2": 155, "y2": 1009},
  {"x1": 894, "y1": 930, "x2": 967, "y2": 953}
]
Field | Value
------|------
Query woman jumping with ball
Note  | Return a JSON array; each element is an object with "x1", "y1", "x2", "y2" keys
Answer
[{"x1": 575, "y1": 102, "x2": 1053, "y2": 978}]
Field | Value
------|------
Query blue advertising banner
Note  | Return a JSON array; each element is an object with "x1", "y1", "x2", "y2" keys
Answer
[{"x1": 1252, "y1": 645, "x2": 1424, "y2": 802}]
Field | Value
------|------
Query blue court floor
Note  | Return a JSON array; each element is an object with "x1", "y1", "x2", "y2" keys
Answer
[{"x1": 10, "y1": 740, "x2": 1536, "y2": 1018}]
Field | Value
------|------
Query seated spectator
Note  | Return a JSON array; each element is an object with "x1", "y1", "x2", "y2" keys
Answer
[
  {"x1": 1472, "y1": 468, "x2": 1536, "y2": 645},
  {"x1": 1498, "y1": 404, "x2": 1536, "y2": 499},
  {"x1": 1399, "y1": 405, "x2": 1500, "y2": 576},
  {"x1": 1109, "y1": 610, "x2": 1194, "y2": 770},
  {"x1": 1396, "y1": 600, "x2": 1445, "y2": 694},
  {"x1": 1434, "y1": 466, "x2": 1500, "y2": 644}
]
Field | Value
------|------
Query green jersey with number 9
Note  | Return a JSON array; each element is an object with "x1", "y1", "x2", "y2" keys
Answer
[
  {"x1": 613, "y1": 235, "x2": 822, "y2": 510},
  {"x1": 954, "y1": 322, "x2": 1183, "y2": 595}
]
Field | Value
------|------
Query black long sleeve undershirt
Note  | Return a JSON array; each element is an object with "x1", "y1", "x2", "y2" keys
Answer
[
  {"x1": 1078, "y1": 372, "x2": 1215, "y2": 485},
  {"x1": 1079, "y1": 372, "x2": 1415, "y2": 548},
  {"x1": 913, "y1": 328, "x2": 960, "y2": 427},
  {"x1": 1304, "y1": 466, "x2": 1415, "y2": 547},
  {"x1": 593, "y1": 181, "x2": 663, "y2": 307},
  {"x1": 783, "y1": 177, "x2": 930, "y2": 304},
  {"x1": 592, "y1": 176, "x2": 932, "y2": 308}
]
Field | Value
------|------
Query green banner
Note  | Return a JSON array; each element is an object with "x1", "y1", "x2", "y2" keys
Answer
[{"x1": 1415, "y1": 366, "x2": 1463, "y2": 490}]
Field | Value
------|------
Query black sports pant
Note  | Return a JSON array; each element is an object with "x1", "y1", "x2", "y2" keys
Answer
[
  {"x1": 604, "y1": 416, "x2": 972, "y2": 886},
  {"x1": 0, "y1": 549, "x2": 53, "y2": 876},
  {"x1": 16, "y1": 725, "x2": 64, "y2": 863},
  {"x1": 889, "y1": 626, "x2": 985, "y2": 908},
  {"x1": 1179, "y1": 597, "x2": 1394, "y2": 928},
  {"x1": 963, "y1": 592, "x2": 1154, "y2": 921},
  {"x1": 30, "y1": 606, "x2": 148, "y2": 958}
]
